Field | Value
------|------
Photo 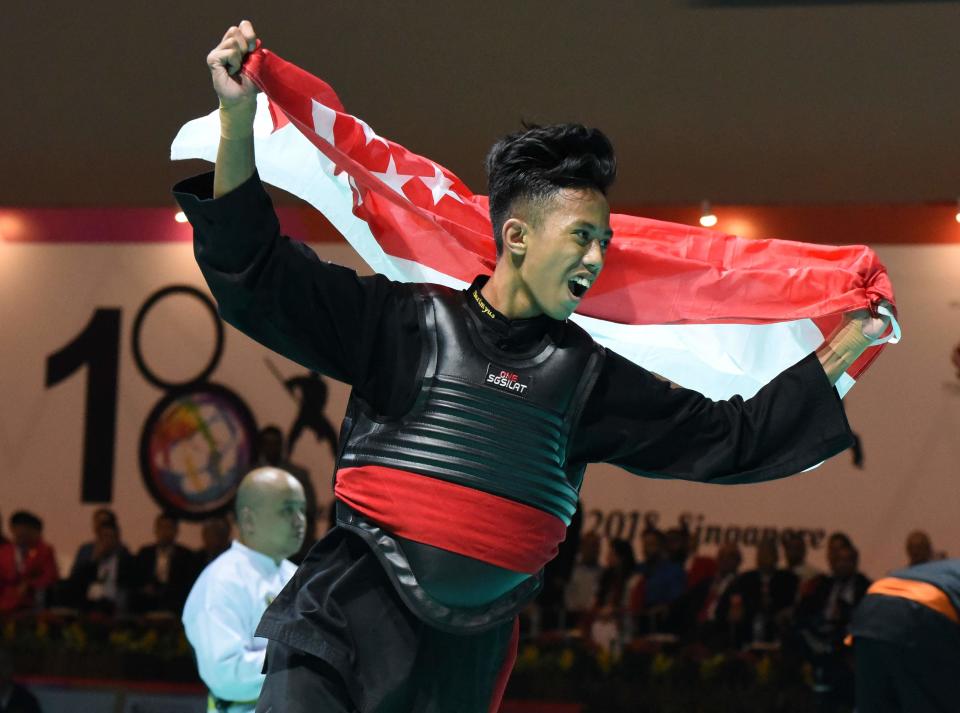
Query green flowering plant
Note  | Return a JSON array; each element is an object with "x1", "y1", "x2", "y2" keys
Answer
[
  {"x1": 505, "y1": 636, "x2": 844, "y2": 713},
  {"x1": 1, "y1": 612, "x2": 197, "y2": 681}
]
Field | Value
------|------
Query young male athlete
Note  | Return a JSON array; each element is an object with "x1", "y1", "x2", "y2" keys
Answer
[{"x1": 174, "y1": 21, "x2": 890, "y2": 713}]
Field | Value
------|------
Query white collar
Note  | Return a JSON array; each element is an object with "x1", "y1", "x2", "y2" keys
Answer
[{"x1": 231, "y1": 540, "x2": 285, "y2": 575}]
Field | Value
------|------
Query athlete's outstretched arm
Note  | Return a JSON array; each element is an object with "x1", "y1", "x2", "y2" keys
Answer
[
  {"x1": 206, "y1": 20, "x2": 259, "y2": 198},
  {"x1": 572, "y1": 349, "x2": 854, "y2": 485},
  {"x1": 816, "y1": 305, "x2": 891, "y2": 385}
]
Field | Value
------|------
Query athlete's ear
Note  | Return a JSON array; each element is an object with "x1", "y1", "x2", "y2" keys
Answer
[{"x1": 502, "y1": 218, "x2": 527, "y2": 258}]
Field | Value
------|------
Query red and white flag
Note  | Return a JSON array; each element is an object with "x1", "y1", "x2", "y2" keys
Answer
[{"x1": 172, "y1": 47, "x2": 899, "y2": 402}]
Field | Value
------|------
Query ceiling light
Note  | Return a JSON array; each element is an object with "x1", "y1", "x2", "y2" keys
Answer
[{"x1": 699, "y1": 200, "x2": 718, "y2": 228}]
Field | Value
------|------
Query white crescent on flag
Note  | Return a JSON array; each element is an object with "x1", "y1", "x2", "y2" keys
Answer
[{"x1": 171, "y1": 46, "x2": 899, "y2": 402}]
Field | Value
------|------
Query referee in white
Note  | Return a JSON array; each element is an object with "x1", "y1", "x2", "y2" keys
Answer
[{"x1": 183, "y1": 468, "x2": 306, "y2": 712}]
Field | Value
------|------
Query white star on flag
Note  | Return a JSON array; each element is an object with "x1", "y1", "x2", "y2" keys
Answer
[
  {"x1": 421, "y1": 164, "x2": 463, "y2": 205},
  {"x1": 357, "y1": 117, "x2": 389, "y2": 150},
  {"x1": 372, "y1": 155, "x2": 417, "y2": 198},
  {"x1": 171, "y1": 47, "x2": 899, "y2": 410}
]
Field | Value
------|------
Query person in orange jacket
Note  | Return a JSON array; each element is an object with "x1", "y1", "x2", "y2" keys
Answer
[{"x1": 850, "y1": 558, "x2": 960, "y2": 712}]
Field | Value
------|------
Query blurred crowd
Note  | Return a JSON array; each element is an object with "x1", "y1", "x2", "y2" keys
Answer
[
  {"x1": 532, "y1": 520, "x2": 946, "y2": 647},
  {"x1": 0, "y1": 500, "x2": 946, "y2": 638},
  {"x1": 0, "y1": 507, "x2": 234, "y2": 617},
  {"x1": 524, "y1": 515, "x2": 947, "y2": 707}
]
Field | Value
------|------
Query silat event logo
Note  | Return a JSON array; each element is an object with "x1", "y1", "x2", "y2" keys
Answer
[{"x1": 484, "y1": 363, "x2": 531, "y2": 397}]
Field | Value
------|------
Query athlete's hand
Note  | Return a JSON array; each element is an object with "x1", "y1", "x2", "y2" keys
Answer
[
  {"x1": 846, "y1": 300, "x2": 893, "y2": 342},
  {"x1": 207, "y1": 21, "x2": 259, "y2": 110}
]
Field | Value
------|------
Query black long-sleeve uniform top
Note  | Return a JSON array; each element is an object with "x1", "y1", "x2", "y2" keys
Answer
[{"x1": 173, "y1": 171, "x2": 853, "y2": 485}]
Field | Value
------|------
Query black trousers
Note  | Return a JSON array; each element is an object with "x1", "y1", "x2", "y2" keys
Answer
[
  {"x1": 255, "y1": 528, "x2": 518, "y2": 713},
  {"x1": 853, "y1": 597, "x2": 960, "y2": 713}
]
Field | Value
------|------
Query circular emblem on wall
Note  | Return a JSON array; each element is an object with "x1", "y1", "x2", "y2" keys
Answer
[{"x1": 139, "y1": 383, "x2": 257, "y2": 520}]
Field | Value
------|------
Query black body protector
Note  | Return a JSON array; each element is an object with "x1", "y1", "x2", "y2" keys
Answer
[{"x1": 334, "y1": 285, "x2": 605, "y2": 633}]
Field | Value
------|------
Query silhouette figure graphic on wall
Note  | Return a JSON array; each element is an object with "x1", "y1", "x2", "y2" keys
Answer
[{"x1": 284, "y1": 372, "x2": 339, "y2": 458}]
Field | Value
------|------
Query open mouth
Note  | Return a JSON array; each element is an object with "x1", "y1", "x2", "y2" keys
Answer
[{"x1": 568, "y1": 276, "x2": 591, "y2": 299}]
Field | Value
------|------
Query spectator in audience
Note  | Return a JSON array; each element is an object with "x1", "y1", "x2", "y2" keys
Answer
[
  {"x1": 537, "y1": 502, "x2": 582, "y2": 631},
  {"x1": 630, "y1": 528, "x2": 686, "y2": 632},
  {"x1": 726, "y1": 538, "x2": 798, "y2": 646},
  {"x1": 182, "y1": 467, "x2": 305, "y2": 713},
  {"x1": 196, "y1": 516, "x2": 233, "y2": 570},
  {"x1": 793, "y1": 543, "x2": 869, "y2": 710},
  {"x1": 782, "y1": 531, "x2": 822, "y2": 593},
  {"x1": 132, "y1": 512, "x2": 196, "y2": 614},
  {"x1": 256, "y1": 425, "x2": 317, "y2": 563},
  {"x1": 0, "y1": 514, "x2": 7, "y2": 547},
  {"x1": 595, "y1": 538, "x2": 636, "y2": 611},
  {"x1": 0, "y1": 648, "x2": 41, "y2": 713},
  {"x1": 683, "y1": 542, "x2": 742, "y2": 641},
  {"x1": 665, "y1": 526, "x2": 716, "y2": 589},
  {"x1": 664, "y1": 527, "x2": 689, "y2": 565},
  {"x1": 828, "y1": 531, "x2": 853, "y2": 554},
  {"x1": 0, "y1": 512, "x2": 58, "y2": 613},
  {"x1": 67, "y1": 520, "x2": 135, "y2": 614},
  {"x1": 685, "y1": 533, "x2": 718, "y2": 591},
  {"x1": 905, "y1": 529, "x2": 934, "y2": 567},
  {"x1": 797, "y1": 543, "x2": 871, "y2": 643},
  {"x1": 565, "y1": 531, "x2": 602, "y2": 626},
  {"x1": 68, "y1": 508, "x2": 124, "y2": 580},
  {"x1": 585, "y1": 538, "x2": 637, "y2": 648}
]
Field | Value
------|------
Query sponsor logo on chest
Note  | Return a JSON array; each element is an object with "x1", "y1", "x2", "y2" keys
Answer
[{"x1": 483, "y1": 363, "x2": 532, "y2": 397}]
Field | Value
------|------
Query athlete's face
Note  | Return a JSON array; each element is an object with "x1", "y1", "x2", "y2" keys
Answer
[{"x1": 514, "y1": 188, "x2": 612, "y2": 320}]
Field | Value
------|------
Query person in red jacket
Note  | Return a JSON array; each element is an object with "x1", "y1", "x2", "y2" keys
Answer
[{"x1": 0, "y1": 511, "x2": 58, "y2": 613}]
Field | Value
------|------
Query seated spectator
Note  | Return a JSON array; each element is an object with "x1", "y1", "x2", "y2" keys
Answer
[
  {"x1": 797, "y1": 543, "x2": 870, "y2": 637},
  {"x1": 792, "y1": 543, "x2": 870, "y2": 710},
  {"x1": 132, "y1": 512, "x2": 197, "y2": 614},
  {"x1": 630, "y1": 528, "x2": 686, "y2": 633},
  {"x1": 0, "y1": 648, "x2": 41, "y2": 713},
  {"x1": 585, "y1": 538, "x2": 636, "y2": 647},
  {"x1": 726, "y1": 538, "x2": 798, "y2": 647},
  {"x1": 684, "y1": 533, "x2": 718, "y2": 591},
  {"x1": 826, "y1": 531, "x2": 852, "y2": 560},
  {"x1": 681, "y1": 542, "x2": 742, "y2": 642},
  {"x1": 905, "y1": 529, "x2": 934, "y2": 567},
  {"x1": 782, "y1": 531, "x2": 822, "y2": 594},
  {"x1": 0, "y1": 512, "x2": 58, "y2": 613},
  {"x1": 68, "y1": 508, "x2": 123, "y2": 579},
  {"x1": 196, "y1": 516, "x2": 233, "y2": 570},
  {"x1": 564, "y1": 531, "x2": 602, "y2": 626},
  {"x1": 67, "y1": 520, "x2": 135, "y2": 614},
  {"x1": 537, "y1": 503, "x2": 582, "y2": 632},
  {"x1": 665, "y1": 526, "x2": 716, "y2": 589}
]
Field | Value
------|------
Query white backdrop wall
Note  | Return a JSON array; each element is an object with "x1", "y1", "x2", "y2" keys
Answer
[{"x1": 1, "y1": 239, "x2": 957, "y2": 580}]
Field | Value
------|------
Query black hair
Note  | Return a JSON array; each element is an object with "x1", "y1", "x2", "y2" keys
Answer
[
  {"x1": 258, "y1": 425, "x2": 283, "y2": 440},
  {"x1": 485, "y1": 123, "x2": 617, "y2": 256},
  {"x1": 609, "y1": 538, "x2": 636, "y2": 572},
  {"x1": 642, "y1": 527, "x2": 666, "y2": 545},
  {"x1": 157, "y1": 511, "x2": 180, "y2": 526},
  {"x1": 829, "y1": 531, "x2": 853, "y2": 548},
  {"x1": 93, "y1": 507, "x2": 117, "y2": 525},
  {"x1": 97, "y1": 520, "x2": 120, "y2": 535},
  {"x1": 10, "y1": 511, "x2": 42, "y2": 531}
]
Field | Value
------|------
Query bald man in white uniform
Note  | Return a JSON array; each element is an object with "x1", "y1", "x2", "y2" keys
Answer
[{"x1": 183, "y1": 468, "x2": 307, "y2": 713}]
